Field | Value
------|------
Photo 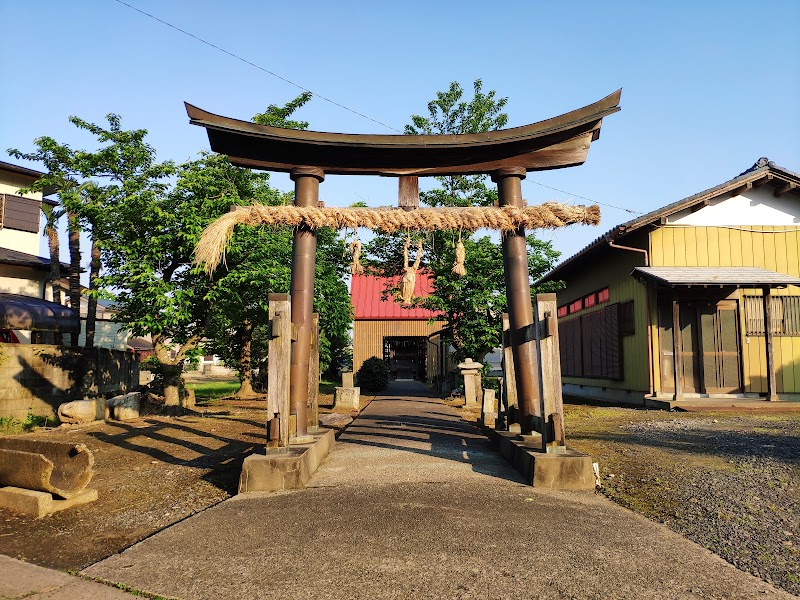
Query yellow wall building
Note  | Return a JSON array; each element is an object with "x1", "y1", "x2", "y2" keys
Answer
[{"x1": 538, "y1": 158, "x2": 800, "y2": 406}]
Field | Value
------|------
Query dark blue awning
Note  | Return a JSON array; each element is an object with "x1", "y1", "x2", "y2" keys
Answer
[{"x1": 0, "y1": 293, "x2": 80, "y2": 333}]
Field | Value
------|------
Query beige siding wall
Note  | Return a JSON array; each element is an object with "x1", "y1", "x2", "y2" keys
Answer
[
  {"x1": 353, "y1": 319, "x2": 445, "y2": 376},
  {"x1": 0, "y1": 265, "x2": 46, "y2": 297},
  {"x1": 649, "y1": 225, "x2": 800, "y2": 394},
  {"x1": 558, "y1": 245, "x2": 651, "y2": 393}
]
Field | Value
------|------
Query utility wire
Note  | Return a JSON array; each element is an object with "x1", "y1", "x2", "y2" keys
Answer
[
  {"x1": 527, "y1": 179, "x2": 644, "y2": 216},
  {"x1": 111, "y1": 0, "x2": 403, "y2": 133}
]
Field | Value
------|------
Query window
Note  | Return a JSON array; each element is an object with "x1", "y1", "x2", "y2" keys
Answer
[
  {"x1": 569, "y1": 299, "x2": 583, "y2": 314},
  {"x1": 584, "y1": 293, "x2": 597, "y2": 308},
  {"x1": 557, "y1": 305, "x2": 568, "y2": 318},
  {"x1": 618, "y1": 300, "x2": 635, "y2": 336},
  {"x1": 0, "y1": 194, "x2": 40, "y2": 233},
  {"x1": 558, "y1": 303, "x2": 623, "y2": 380},
  {"x1": 598, "y1": 288, "x2": 610, "y2": 303},
  {"x1": 744, "y1": 295, "x2": 800, "y2": 336}
]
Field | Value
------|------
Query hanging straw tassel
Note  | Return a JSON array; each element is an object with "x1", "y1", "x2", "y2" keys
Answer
[
  {"x1": 349, "y1": 238, "x2": 365, "y2": 275},
  {"x1": 452, "y1": 232, "x2": 466, "y2": 277}
]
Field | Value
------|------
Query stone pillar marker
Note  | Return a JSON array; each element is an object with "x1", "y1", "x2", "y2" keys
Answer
[
  {"x1": 458, "y1": 358, "x2": 483, "y2": 406},
  {"x1": 341, "y1": 371, "x2": 354, "y2": 388},
  {"x1": 481, "y1": 388, "x2": 498, "y2": 429}
]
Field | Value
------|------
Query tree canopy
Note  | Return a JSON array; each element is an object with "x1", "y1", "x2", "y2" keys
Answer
[{"x1": 366, "y1": 80, "x2": 562, "y2": 364}]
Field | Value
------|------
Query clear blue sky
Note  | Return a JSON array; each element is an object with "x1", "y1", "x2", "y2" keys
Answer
[{"x1": 2, "y1": 0, "x2": 798, "y2": 263}]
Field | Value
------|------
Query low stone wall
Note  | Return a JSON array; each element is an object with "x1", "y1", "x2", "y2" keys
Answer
[{"x1": 0, "y1": 344, "x2": 139, "y2": 419}]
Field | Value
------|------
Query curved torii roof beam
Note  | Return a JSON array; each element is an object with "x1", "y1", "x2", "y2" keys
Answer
[{"x1": 185, "y1": 89, "x2": 621, "y2": 177}]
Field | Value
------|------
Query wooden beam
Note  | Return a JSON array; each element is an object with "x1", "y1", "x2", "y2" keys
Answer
[
  {"x1": 752, "y1": 174, "x2": 773, "y2": 188},
  {"x1": 729, "y1": 182, "x2": 752, "y2": 197},
  {"x1": 672, "y1": 299, "x2": 683, "y2": 402},
  {"x1": 535, "y1": 295, "x2": 566, "y2": 453},
  {"x1": 307, "y1": 313, "x2": 320, "y2": 431},
  {"x1": 501, "y1": 313, "x2": 519, "y2": 430},
  {"x1": 268, "y1": 294, "x2": 292, "y2": 447},
  {"x1": 763, "y1": 288, "x2": 779, "y2": 401},
  {"x1": 774, "y1": 182, "x2": 798, "y2": 197}
]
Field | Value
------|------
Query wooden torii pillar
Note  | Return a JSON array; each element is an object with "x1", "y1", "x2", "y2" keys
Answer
[{"x1": 494, "y1": 168, "x2": 541, "y2": 434}]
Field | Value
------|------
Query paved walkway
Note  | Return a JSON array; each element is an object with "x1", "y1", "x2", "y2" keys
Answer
[
  {"x1": 79, "y1": 381, "x2": 791, "y2": 599},
  {"x1": 0, "y1": 554, "x2": 136, "y2": 599}
]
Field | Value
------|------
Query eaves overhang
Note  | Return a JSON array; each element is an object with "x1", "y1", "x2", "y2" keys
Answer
[{"x1": 536, "y1": 159, "x2": 800, "y2": 285}]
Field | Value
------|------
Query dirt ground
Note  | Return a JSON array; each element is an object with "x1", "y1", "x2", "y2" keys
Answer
[
  {"x1": 562, "y1": 404, "x2": 800, "y2": 596},
  {"x1": 0, "y1": 392, "x2": 335, "y2": 571},
  {"x1": 1, "y1": 395, "x2": 798, "y2": 596}
]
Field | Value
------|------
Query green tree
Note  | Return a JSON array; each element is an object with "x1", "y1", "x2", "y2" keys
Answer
[
  {"x1": 366, "y1": 80, "x2": 560, "y2": 363},
  {"x1": 9, "y1": 138, "x2": 86, "y2": 346},
  {"x1": 9, "y1": 115, "x2": 169, "y2": 348},
  {"x1": 204, "y1": 93, "x2": 351, "y2": 395}
]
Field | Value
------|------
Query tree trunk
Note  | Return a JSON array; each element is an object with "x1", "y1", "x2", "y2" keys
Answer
[
  {"x1": 85, "y1": 236, "x2": 101, "y2": 349},
  {"x1": 67, "y1": 213, "x2": 82, "y2": 347},
  {"x1": 45, "y1": 224, "x2": 64, "y2": 346},
  {"x1": 235, "y1": 320, "x2": 256, "y2": 397},
  {"x1": 162, "y1": 362, "x2": 184, "y2": 407}
]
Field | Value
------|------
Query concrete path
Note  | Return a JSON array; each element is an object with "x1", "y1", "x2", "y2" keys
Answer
[
  {"x1": 83, "y1": 381, "x2": 792, "y2": 599},
  {"x1": 0, "y1": 555, "x2": 136, "y2": 599}
]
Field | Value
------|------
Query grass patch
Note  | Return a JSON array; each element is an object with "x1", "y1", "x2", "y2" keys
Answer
[
  {"x1": 0, "y1": 413, "x2": 56, "y2": 434},
  {"x1": 187, "y1": 380, "x2": 241, "y2": 400},
  {"x1": 319, "y1": 378, "x2": 340, "y2": 396}
]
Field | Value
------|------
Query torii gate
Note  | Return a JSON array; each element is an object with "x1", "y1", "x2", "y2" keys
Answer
[{"x1": 188, "y1": 90, "x2": 621, "y2": 446}]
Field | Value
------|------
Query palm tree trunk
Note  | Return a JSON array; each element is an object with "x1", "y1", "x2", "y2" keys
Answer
[
  {"x1": 45, "y1": 223, "x2": 64, "y2": 346},
  {"x1": 85, "y1": 235, "x2": 100, "y2": 349},
  {"x1": 67, "y1": 212, "x2": 82, "y2": 347}
]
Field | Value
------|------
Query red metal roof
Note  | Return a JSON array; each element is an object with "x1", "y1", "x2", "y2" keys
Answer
[{"x1": 351, "y1": 272, "x2": 444, "y2": 320}]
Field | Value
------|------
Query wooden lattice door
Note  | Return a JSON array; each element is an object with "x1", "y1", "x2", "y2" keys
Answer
[
  {"x1": 699, "y1": 301, "x2": 742, "y2": 393},
  {"x1": 659, "y1": 299, "x2": 742, "y2": 394}
]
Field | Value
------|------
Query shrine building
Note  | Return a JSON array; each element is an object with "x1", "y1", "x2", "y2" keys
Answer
[{"x1": 350, "y1": 272, "x2": 444, "y2": 381}]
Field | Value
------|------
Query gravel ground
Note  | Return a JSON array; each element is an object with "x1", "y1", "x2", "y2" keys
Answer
[{"x1": 564, "y1": 407, "x2": 800, "y2": 596}]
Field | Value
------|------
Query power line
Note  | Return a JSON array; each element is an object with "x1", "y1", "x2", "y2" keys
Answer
[
  {"x1": 527, "y1": 179, "x2": 644, "y2": 216},
  {"x1": 111, "y1": 0, "x2": 403, "y2": 133}
]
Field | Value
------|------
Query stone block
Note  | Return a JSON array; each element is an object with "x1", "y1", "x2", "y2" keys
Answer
[
  {"x1": 489, "y1": 430, "x2": 595, "y2": 491},
  {"x1": 108, "y1": 392, "x2": 141, "y2": 421},
  {"x1": 57, "y1": 398, "x2": 108, "y2": 424},
  {"x1": 319, "y1": 413, "x2": 353, "y2": 429},
  {"x1": 0, "y1": 486, "x2": 97, "y2": 518},
  {"x1": 239, "y1": 428, "x2": 335, "y2": 493},
  {"x1": 341, "y1": 371, "x2": 354, "y2": 388},
  {"x1": 333, "y1": 386, "x2": 360, "y2": 411},
  {"x1": 0, "y1": 487, "x2": 52, "y2": 518}
]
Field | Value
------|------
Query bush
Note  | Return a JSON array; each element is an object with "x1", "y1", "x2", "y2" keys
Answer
[{"x1": 355, "y1": 356, "x2": 391, "y2": 392}]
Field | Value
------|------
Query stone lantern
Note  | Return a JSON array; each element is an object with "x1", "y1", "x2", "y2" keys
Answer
[{"x1": 457, "y1": 358, "x2": 483, "y2": 406}]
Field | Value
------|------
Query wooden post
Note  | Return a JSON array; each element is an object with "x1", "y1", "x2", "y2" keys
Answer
[
  {"x1": 534, "y1": 294, "x2": 566, "y2": 453},
  {"x1": 307, "y1": 313, "x2": 320, "y2": 430},
  {"x1": 268, "y1": 294, "x2": 291, "y2": 448},
  {"x1": 672, "y1": 299, "x2": 683, "y2": 402},
  {"x1": 398, "y1": 176, "x2": 419, "y2": 211},
  {"x1": 501, "y1": 313, "x2": 518, "y2": 430},
  {"x1": 763, "y1": 287, "x2": 779, "y2": 401}
]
